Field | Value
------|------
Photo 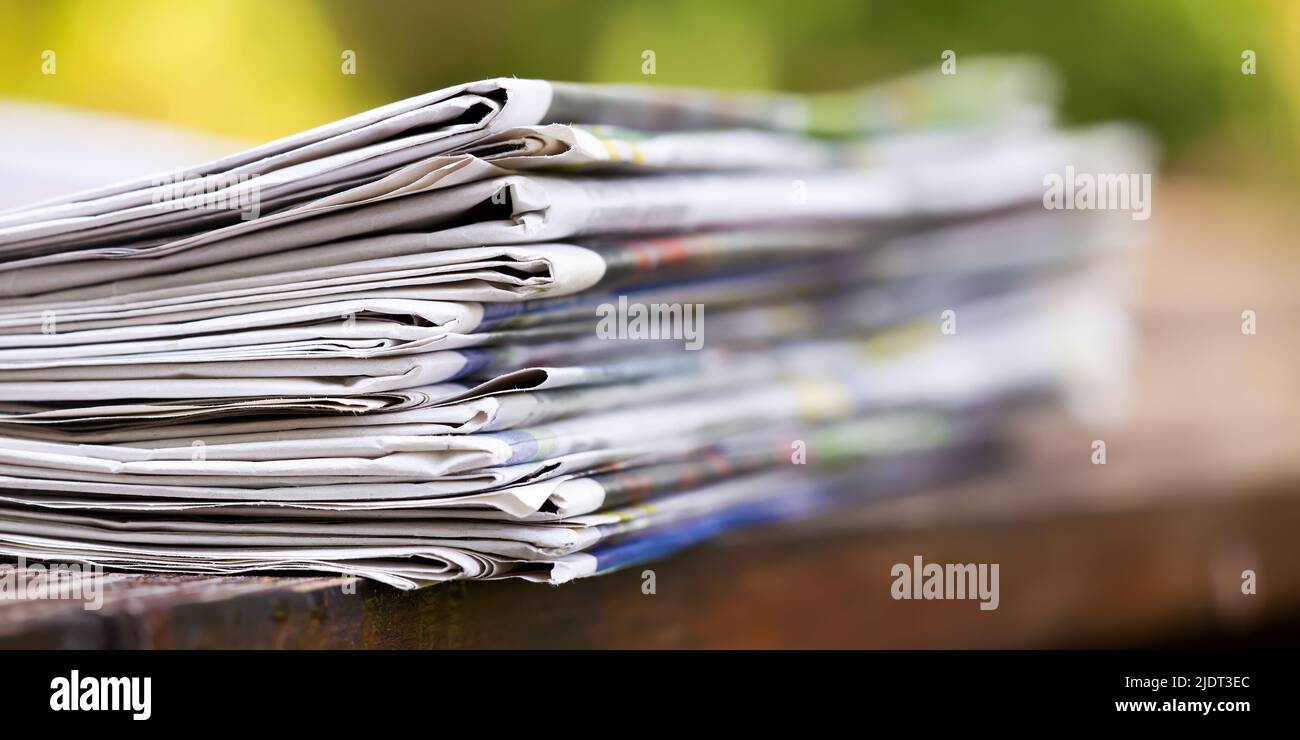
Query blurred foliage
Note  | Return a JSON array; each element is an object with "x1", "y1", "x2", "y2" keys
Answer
[{"x1": 1, "y1": 0, "x2": 1297, "y2": 179}]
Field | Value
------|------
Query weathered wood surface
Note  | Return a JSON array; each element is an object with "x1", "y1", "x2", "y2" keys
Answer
[
  {"x1": 1, "y1": 179, "x2": 1297, "y2": 648},
  {"x1": 2, "y1": 483, "x2": 1297, "y2": 649}
]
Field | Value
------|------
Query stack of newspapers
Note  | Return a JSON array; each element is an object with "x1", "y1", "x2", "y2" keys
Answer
[{"x1": 0, "y1": 60, "x2": 1148, "y2": 588}]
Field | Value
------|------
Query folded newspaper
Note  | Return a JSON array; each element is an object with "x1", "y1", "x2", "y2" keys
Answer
[{"x1": 0, "y1": 58, "x2": 1149, "y2": 588}]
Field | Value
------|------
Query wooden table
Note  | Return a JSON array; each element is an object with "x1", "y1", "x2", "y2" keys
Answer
[{"x1": 3, "y1": 179, "x2": 1297, "y2": 648}]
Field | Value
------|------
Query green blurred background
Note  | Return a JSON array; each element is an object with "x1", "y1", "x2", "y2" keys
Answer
[{"x1": 2, "y1": 0, "x2": 1296, "y2": 180}]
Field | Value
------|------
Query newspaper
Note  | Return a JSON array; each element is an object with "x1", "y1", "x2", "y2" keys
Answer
[
  {"x1": 0, "y1": 292, "x2": 1127, "y2": 501},
  {"x1": 0, "y1": 122, "x2": 1142, "y2": 301},
  {"x1": 0, "y1": 56, "x2": 1053, "y2": 244},
  {"x1": 0, "y1": 412, "x2": 998, "y2": 588},
  {"x1": 0, "y1": 57, "x2": 1148, "y2": 589}
]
